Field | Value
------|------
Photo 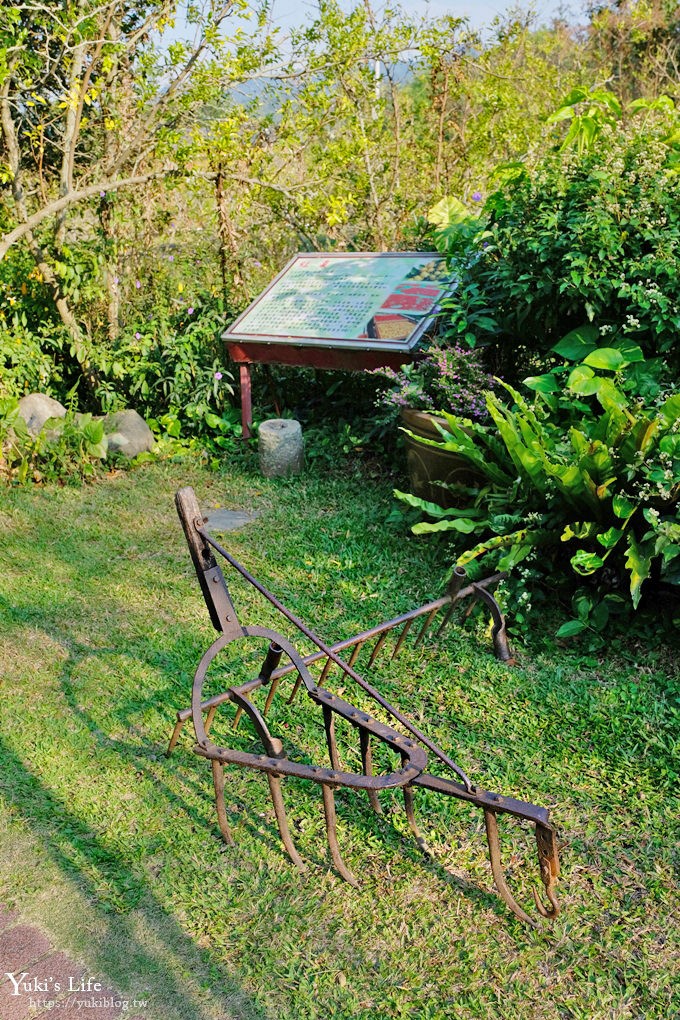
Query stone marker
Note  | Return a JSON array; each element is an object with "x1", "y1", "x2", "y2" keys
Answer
[{"x1": 258, "y1": 419, "x2": 303, "y2": 478}]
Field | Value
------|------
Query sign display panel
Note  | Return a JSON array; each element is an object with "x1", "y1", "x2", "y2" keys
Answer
[{"x1": 223, "y1": 252, "x2": 454, "y2": 351}]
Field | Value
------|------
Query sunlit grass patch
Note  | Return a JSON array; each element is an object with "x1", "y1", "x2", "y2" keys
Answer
[{"x1": 0, "y1": 460, "x2": 678, "y2": 1020}]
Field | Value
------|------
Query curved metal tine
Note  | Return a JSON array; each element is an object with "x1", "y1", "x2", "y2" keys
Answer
[
  {"x1": 321, "y1": 784, "x2": 359, "y2": 887},
  {"x1": 232, "y1": 706, "x2": 243, "y2": 730},
  {"x1": 347, "y1": 642, "x2": 362, "y2": 668},
  {"x1": 166, "y1": 717, "x2": 185, "y2": 757},
  {"x1": 267, "y1": 774, "x2": 306, "y2": 873},
  {"x1": 470, "y1": 584, "x2": 514, "y2": 663},
  {"x1": 205, "y1": 705, "x2": 217, "y2": 734},
  {"x1": 323, "y1": 704, "x2": 341, "y2": 771},
  {"x1": 402, "y1": 782, "x2": 432, "y2": 856},
  {"x1": 463, "y1": 597, "x2": 478, "y2": 620},
  {"x1": 319, "y1": 656, "x2": 334, "y2": 683},
  {"x1": 368, "y1": 631, "x2": 388, "y2": 667},
  {"x1": 286, "y1": 672, "x2": 303, "y2": 705},
  {"x1": 390, "y1": 619, "x2": 414, "y2": 661},
  {"x1": 359, "y1": 727, "x2": 382, "y2": 815},
  {"x1": 211, "y1": 760, "x2": 235, "y2": 846},
  {"x1": 483, "y1": 808, "x2": 537, "y2": 926},
  {"x1": 263, "y1": 677, "x2": 280, "y2": 717},
  {"x1": 414, "y1": 607, "x2": 439, "y2": 648},
  {"x1": 533, "y1": 823, "x2": 560, "y2": 918},
  {"x1": 435, "y1": 604, "x2": 456, "y2": 639}
]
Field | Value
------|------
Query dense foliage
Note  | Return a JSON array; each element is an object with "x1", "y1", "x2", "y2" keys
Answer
[
  {"x1": 2, "y1": 1, "x2": 680, "y2": 634},
  {"x1": 1, "y1": 0, "x2": 585, "y2": 427},
  {"x1": 439, "y1": 94, "x2": 680, "y2": 380},
  {"x1": 398, "y1": 332, "x2": 679, "y2": 630},
  {"x1": 397, "y1": 87, "x2": 680, "y2": 631}
]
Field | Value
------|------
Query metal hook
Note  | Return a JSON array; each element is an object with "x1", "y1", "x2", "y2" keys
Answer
[
  {"x1": 484, "y1": 808, "x2": 536, "y2": 925},
  {"x1": 484, "y1": 809, "x2": 560, "y2": 925},
  {"x1": 532, "y1": 822, "x2": 560, "y2": 919}
]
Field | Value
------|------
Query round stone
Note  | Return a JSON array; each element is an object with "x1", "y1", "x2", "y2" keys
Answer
[{"x1": 258, "y1": 419, "x2": 303, "y2": 478}]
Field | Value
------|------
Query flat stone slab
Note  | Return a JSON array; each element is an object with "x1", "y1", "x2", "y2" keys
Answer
[
  {"x1": 204, "y1": 508, "x2": 259, "y2": 532},
  {"x1": 0, "y1": 924, "x2": 51, "y2": 972},
  {"x1": 0, "y1": 906, "x2": 129, "y2": 1019}
]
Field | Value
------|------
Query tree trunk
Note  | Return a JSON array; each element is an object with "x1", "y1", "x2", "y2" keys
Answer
[
  {"x1": 1, "y1": 71, "x2": 100, "y2": 396},
  {"x1": 215, "y1": 168, "x2": 248, "y2": 306}
]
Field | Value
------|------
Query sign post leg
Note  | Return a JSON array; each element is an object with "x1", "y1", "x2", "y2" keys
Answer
[{"x1": 239, "y1": 364, "x2": 252, "y2": 439}]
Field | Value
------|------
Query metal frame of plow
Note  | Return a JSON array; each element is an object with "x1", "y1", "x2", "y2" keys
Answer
[{"x1": 169, "y1": 486, "x2": 560, "y2": 925}]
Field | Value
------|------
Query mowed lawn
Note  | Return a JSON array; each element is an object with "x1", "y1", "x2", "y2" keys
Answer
[{"x1": 0, "y1": 459, "x2": 678, "y2": 1020}]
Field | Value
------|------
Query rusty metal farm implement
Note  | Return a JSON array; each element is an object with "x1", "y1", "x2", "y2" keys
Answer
[{"x1": 168, "y1": 486, "x2": 560, "y2": 925}]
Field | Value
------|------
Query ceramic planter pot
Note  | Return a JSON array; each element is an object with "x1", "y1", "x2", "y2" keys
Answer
[{"x1": 399, "y1": 406, "x2": 481, "y2": 508}]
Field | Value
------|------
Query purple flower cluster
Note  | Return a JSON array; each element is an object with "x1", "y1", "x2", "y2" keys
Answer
[{"x1": 376, "y1": 341, "x2": 494, "y2": 421}]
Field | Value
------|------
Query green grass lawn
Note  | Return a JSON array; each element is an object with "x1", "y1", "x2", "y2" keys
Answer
[{"x1": 0, "y1": 458, "x2": 678, "y2": 1020}]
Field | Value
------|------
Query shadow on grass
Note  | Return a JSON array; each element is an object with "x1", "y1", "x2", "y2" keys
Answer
[
  {"x1": 0, "y1": 573, "x2": 544, "y2": 938},
  {"x1": 0, "y1": 473, "x2": 580, "y2": 954},
  {"x1": 0, "y1": 733, "x2": 272, "y2": 1020}
]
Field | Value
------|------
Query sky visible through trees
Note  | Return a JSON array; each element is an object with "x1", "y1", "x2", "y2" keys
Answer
[{"x1": 265, "y1": 0, "x2": 574, "y2": 32}]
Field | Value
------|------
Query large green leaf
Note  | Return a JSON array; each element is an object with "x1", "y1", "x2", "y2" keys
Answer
[
  {"x1": 412, "y1": 517, "x2": 478, "y2": 535},
  {"x1": 409, "y1": 417, "x2": 514, "y2": 488},
  {"x1": 545, "y1": 462, "x2": 600, "y2": 513},
  {"x1": 596, "y1": 525, "x2": 624, "y2": 549},
  {"x1": 556, "y1": 619, "x2": 587, "y2": 637},
  {"x1": 567, "y1": 364, "x2": 596, "y2": 393},
  {"x1": 593, "y1": 377, "x2": 629, "y2": 410},
  {"x1": 625, "y1": 533, "x2": 652, "y2": 608},
  {"x1": 613, "y1": 493, "x2": 636, "y2": 519},
  {"x1": 660, "y1": 394, "x2": 680, "y2": 427},
  {"x1": 428, "y1": 196, "x2": 474, "y2": 228},
  {"x1": 610, "y1": 338, "x2": 644, "y2": 363},
  {"x1": 583, "y1": 347, "x2": 626, "y2": 371},
  {"x1": 524, "y1": 373, "x2": 559, "y2": 394},
  {"x1": 393, "y1": 489, "x2": 483, "y2": 519},
  {"x1": 570, "y1": 550, "x2": 605, "y2": 575},
  {"x1": 456, "y1": 528, "x2": 529, "y2": 566},
  {"x1": 659, "y1": 434, "x2": 680, "y2": 461},
  {"x1": 552, "y1": 324, "x2": 599, "y2": 361},
  {"x1": 498, "y1": 543, "x2": 533, "y2": 570},
  {"x1": 618, "y1": 417, "x2": 658, "y2": 463},
  {"x1": 562, "y1": 521, "x2": 599, "y2": 541}
]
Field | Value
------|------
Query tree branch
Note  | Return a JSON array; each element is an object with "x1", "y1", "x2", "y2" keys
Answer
[{"x1": 0, "y1": 168, "x2": 314, "y2": 261}]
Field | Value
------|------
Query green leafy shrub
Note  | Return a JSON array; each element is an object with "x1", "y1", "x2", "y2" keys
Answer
[
  {"x1": 439, "y1": 94, "x2": 680, "y2": 379},
  {"x1": 0, "y1": 246, "x2": 69, "y2": 398},
  {"x1": 1, "y1": 399, "x2": 108, "y2": 484},
  {"x1": 0, "y1": 235, "x2": 237, "y2": 446},
  {"x1": 0, "y1": 321, "x2": 66, "y2": 398},
  {"x1": 99, "y1": 305, "x2": 234, "y2": 439},
  {"x1": 396, "y1": 334, "x2": 680, "y2": 627}
]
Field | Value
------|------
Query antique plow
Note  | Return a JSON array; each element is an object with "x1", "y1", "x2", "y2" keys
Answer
[{"x1": 169, "y1": 486, "x2": 560, "y2": 925}]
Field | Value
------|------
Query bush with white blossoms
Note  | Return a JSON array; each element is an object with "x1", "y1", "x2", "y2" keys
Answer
[{"x1": 437, "y1": 93, "x2": 680, "y2": 383}]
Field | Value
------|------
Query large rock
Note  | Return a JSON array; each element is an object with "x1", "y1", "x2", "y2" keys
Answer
[
  {"x1": 18, "y1": 393, "x2": 67, "y2": 436},
  {"x1": 103, "y1": 409, "x2": 155, "y2": 458}
]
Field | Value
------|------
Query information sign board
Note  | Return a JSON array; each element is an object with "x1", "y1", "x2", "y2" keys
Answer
[
  {"x1": 222, "y1": 251, "x2": 456, "y2": 437},
  {"x1": 223, "y1": 251, "x2": 454, "y2": 352}
]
